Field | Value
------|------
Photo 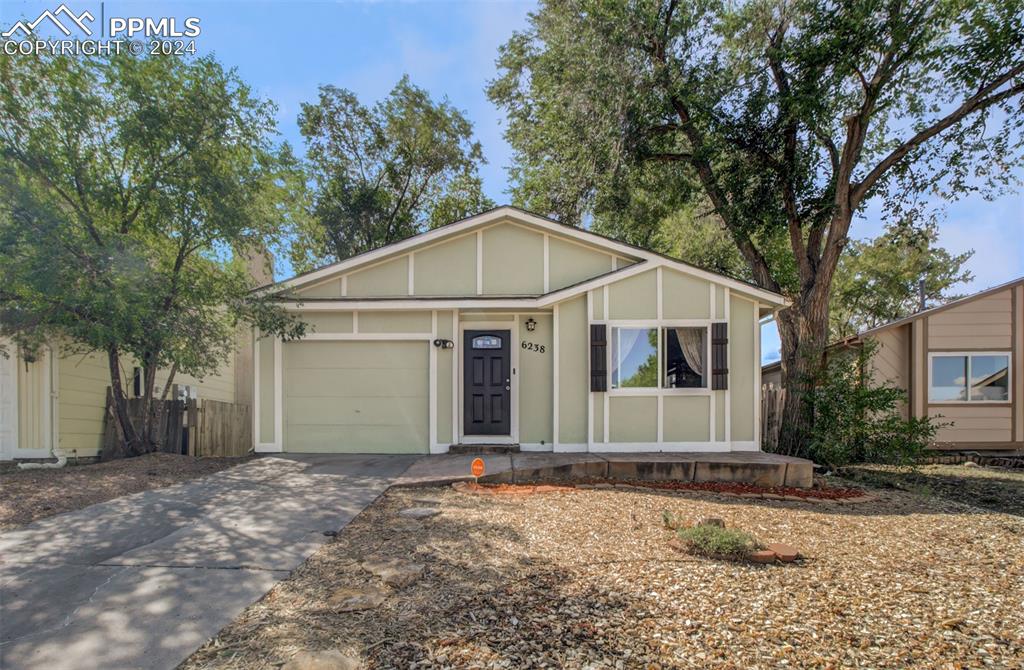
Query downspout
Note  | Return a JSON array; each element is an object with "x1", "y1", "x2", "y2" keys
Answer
[{"x1": 18, "y1": 345, "x2": 66, "y2": 470}]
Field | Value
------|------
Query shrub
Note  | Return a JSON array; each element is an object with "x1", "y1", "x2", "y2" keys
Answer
[
  {"x1": 676, "y1": 524, "x2": 760, "y2": 560},
  {"x1": 803, "y1": 339, "x2": 944, "y2": 468}
]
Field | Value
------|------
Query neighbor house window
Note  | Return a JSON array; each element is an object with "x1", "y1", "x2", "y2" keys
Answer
[
  {"x1": 663, "y1": 327, "x2": 707, "y2": 388},
  {"x1": 611, "y1": 328, "x2": 657, "y2": 388},
  {"x1": 929, "y1": 353, "x2": 1010, "y2": 402},
  {"x1": 610, "y1": 326, "x2": 709, "y2": 390}
]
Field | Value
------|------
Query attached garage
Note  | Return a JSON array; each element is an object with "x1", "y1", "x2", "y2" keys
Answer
[{"x1": 282, "y1": 340, "x2": 429, "y2": 453}]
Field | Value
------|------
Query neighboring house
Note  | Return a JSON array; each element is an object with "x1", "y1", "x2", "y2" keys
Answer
[
  {"x1": 254, "y1": 206, "x2": 788, "y2": 455},
  {"x1": 0, "y1": 344, "x2": 242, "y2": 461},
  {"x1": 761, "y1": 277, "x2": 1024, "y2": 451}
]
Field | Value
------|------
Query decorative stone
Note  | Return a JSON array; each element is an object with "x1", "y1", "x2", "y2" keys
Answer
[
  {"x1": 697, "y1": 517, "x2": 725, "y2": 528},
  {"x1": 361, "y1": 558, "x2": 425, "y2": 587},
  {"x1": 765, "y1": 543, "x2": 800, "y2": 562},
  {"x1": 398, "y1": 507, "x2": 441, "y2": 520},
  {"x1": 750, "y1": 550, "x2": 777, "y2": 564},
  {"x1": 282, "y1": 650, "x2": 362, "y2": 670},
  {"x1": 326, "y1": 585, "x2": 389, "y2": 612}
]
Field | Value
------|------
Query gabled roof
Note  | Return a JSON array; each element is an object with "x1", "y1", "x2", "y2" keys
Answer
[
  {"x1": 760, "y1": 275, "x2": 1024, "y2": 371},
  {"x1": 261, "y1": 206, "x2": 788, "y2": 306},
  {"x1": 857, "y1": 275, "x2": 1024, "y2": 337}
]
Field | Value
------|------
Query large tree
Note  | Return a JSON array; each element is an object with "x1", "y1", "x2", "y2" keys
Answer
[
  {"x1": 292, "y1": 76, "x2": 494, "y2": 271},
  {"x1": 488, "y1": 0, "x2": 1024, "y2": 455},
  {"x1": 0, "y1": 51, "x2": 305, "y2": 457}
]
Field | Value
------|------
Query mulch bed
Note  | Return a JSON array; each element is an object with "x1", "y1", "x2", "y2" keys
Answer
[
  {"x1": 0, "y1": 453, "x2": 251, "y2": 530},
  {"x1": 460, "y1": 478, "x2": 868, "y2": 500},
  {"x1": 182, "y1": 481, "x2": 1024, "y2": 669}
]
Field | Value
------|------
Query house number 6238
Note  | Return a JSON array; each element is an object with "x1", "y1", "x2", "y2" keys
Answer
[{"x1": 521, "y1": 341, "x2": 546, "y2": 354}]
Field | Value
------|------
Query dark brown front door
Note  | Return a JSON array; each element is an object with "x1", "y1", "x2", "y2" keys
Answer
[{"x1": 464, "y1": 330, "x2": 511, "y2": 436}]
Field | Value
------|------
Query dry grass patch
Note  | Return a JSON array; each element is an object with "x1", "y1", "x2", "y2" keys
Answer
[
  {"x1": 0, "y1": 453, "x2": 250, "y2": 530},
  {"x1": 183, "y1": 484, "x2": 1024, "y2": 669}
]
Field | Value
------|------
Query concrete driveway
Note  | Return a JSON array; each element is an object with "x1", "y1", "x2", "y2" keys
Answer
[{"x1": 0, "y1": 454, "x2": 417, "y2": 670}]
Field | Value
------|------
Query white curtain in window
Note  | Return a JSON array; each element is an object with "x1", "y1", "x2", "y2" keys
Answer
[{"x1": 675, "y1": 328, "x2": 704, "y2": 375}]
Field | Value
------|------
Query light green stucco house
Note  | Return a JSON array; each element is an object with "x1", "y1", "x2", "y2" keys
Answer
[{"x1": 254, "y1": 207, "x2": 787, "y2": 455}]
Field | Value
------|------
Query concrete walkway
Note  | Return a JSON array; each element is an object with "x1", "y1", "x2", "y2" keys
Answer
[{"x1": 0, "y1": 454, "x2": 416, "y2": 670}]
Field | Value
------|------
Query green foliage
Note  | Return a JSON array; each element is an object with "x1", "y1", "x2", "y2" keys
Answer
[
  {"x1": 0, "y1": 50, "x2": 305, "y2": 453},
  {"x1": 830, "y1": 220, "x2": 974, "y2": 338},
  {"x1": 804, "y1": 340, "x2": 942, "y2": 468},
  {"x1": 292, "y1": 76, "x2": 494, "y2": 271},
  {"x1": 488, "y1": 0, "x2": 1024, "y2": 450},
  {"x1": 676, "y1": 524, "x2": 761, "y2": 560}
]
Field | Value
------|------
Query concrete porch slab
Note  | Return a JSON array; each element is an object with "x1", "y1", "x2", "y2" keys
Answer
[{"x1": 393, "y1": 451, "x2": 814, "y2": 489}]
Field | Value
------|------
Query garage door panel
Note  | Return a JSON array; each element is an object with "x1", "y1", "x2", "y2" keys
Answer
[
  {"x1": 284, "y1": 397, "x2": 427, "y2": 426},
  {"x1": 285, "y1": 341, "x2": 427, "y2": 369},
  {"x1": 283, "y1": 369, "x2": 424, "y2": 398},
  {"x1": 282, "y1": 341, "x2": 428, "y2": 453},
  {"x1": 286, "y1": 424, "x2": 428, "y2": 453}
]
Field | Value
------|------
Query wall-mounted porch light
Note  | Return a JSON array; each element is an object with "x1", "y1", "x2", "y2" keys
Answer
[{"x1": 525, "y1": 317, "x2": 537, "y2": 332}]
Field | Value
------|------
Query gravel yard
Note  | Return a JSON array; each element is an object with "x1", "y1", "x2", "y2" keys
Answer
[
  {"x1": 183, "y1": 479, "x2": 1024, "y2": 669},
  {"x1": 0, "y1": 453, "x2": 250, "y2": 530}
]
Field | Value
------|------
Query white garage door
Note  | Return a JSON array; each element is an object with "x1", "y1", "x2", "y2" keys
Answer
[{"x1": 282, "y1": 340, "x2": 429, "y2": 453}]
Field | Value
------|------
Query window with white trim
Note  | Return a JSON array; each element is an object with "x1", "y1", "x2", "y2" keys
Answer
[
  {"x1": 610, "y1": 326, "x2": 709, "y2": 390},
  {"x1": 929, "y1": 353, "x2": 1011, "y2": 402}
]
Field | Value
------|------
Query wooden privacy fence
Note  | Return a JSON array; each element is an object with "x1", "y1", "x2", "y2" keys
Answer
[
  {"x1": 192, "y1": 399, "x2": 252, "y2": 457},
  {"x1": 760, "y1": 384, "x2": 786, "y2": 452},
  {"x1": 103, "y1": 387, "x2": 252, "y2": 459}
]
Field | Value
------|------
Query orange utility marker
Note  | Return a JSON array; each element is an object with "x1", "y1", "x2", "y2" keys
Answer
[{"x1": 471, "y1": 457, "x2": 485, "y2": 480}]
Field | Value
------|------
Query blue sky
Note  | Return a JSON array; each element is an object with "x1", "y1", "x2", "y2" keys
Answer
[{"x1": 3, "y1": 1, "x2": 1022, "y2": 364}]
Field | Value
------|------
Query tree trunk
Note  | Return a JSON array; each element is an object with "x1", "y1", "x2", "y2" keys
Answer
[
  {"x1": 774, "y1": 268, "x2": 836, "y2": 458},
  {"x1": 106, "y1": 346, "x2": 145, "y2": 457}
]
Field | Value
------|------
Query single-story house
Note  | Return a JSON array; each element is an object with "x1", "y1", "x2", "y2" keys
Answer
[
  {"x1": 254, "y1": 206, "x2": 788, "y2": 454},
  {"x1": 762, "y1": 276, "x2": 1024, "y2": 451}
]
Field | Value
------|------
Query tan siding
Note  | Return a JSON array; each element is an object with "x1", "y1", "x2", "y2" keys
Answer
[
  {"x1": 663, "y1": 395, "x2": 711, "y2": 442},
  {"x1": 519, "y1": 314, "x2": 553, "y2": 444},
  {"x1": 928, "y1": 290, "x2": 1012, "y2": 349},
  {"x1": 346, "y1": 256, "x2": 409, "y2": 297},
  {"x1": 298, "y1": 312, "x2": 354, "y2": 333},
  {"x1": 929, "y1": 405, "x2": 1013, "y2": 443},
  {"x1": 608, "y1": 270, "x2": 658, "y2": 320},
  {"x1": 1014, "y1": 286, "x2": 1023, "y2": 442},
  {"x1": 414, "y1": 234, "x2": 477, "y2": 296},
  {"x1": 19, "y1": 356, "x2": 48, "y2": 452},
  {"x1": 868, "y1": 326, "x2": 909, "y2": 389},
  {"x1": 608, "y1": 396, "x2": 658, "y2": 442},
  {"x1": 58, "y1": 352, "x2": 108, "y2": 456},
  {"x1": 729, "y1": 296, "x2": 755, "y2": 442},
  {"x1": 482, "y1": 223, "x2": 545, "y2": 295},
  {"x1": 357, "y1": 311, "x2": 432, "y2": 333},
  {"x1": 436, "y1": 310, "x2": 454, "y2": 444},
  {"x1": 661, "y1": 269, "x2": 711, "y2": 319},
  {"x1": 547, "y1": 237, "x2": 613, "y2": 292},
  {"x1": 258, "y1": 335, "x2": 275, "y2": 444},
  {"x1": 295, "y1": 278, "x2": 342, "y2": 298},
  {"x1": 557, "y1": 297, "x2": 588, "y2": 444}
]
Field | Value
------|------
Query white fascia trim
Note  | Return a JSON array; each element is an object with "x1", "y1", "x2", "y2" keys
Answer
[
  {"x1": 299, "y1": 332, "x2": 432, "y2": 341},
  {"x1": 282, "y1": 299, "x2": 537, "y2": 311},
  {"x1": 538, "y1": 260, "x2": 653, "y2": 306}
]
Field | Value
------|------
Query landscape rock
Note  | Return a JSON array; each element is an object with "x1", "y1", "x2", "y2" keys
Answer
[
  {"x1": 398, "y1": 507, "x2": 441, "y2": 520},
  {"x1": 361, "y1": 558, "x2": 425, "y2": 587},
  {"x1": 749, "y1": 550, "x2": 776, "y2": 564},
  {"x1": 282, "y1": 649, "x2": 362, "y2": 670},
  {"x1": 326, "y1": 585, "x2": 389, "y2": 612},
  {"x1": 765, "y1": 542, "x2": 800, "y2": 562}
]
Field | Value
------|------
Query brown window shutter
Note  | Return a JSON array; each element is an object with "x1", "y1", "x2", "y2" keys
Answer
[
  {"x1": 711, "y1": 322, "x2": 728, "y2": 390},
  {"x1": 590, "y1": 324, "x2": 607, "y2": 392}
]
